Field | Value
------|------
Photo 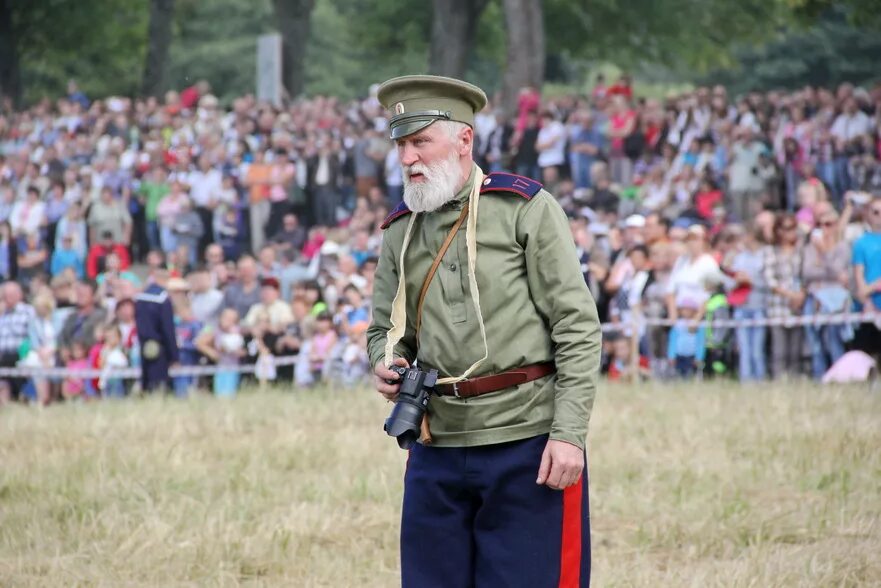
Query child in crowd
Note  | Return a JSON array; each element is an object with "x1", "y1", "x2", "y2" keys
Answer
[
  {"x1": 302, "y1": 280, "x2": 328, "y2": 316},
  {"x1": 196, "y1": 308, "x2": 245, "y2": 397},
  {"x1": 86, "y1": 324, "x2": 106, "y2": 397},
  {"x1": 667, "y1": 298, "x2": 707, "y2": 378},
  {"x1": 114, "y1": 298, "x2": 139, "y2": 366},
  {"x1": 248, "y1": 311, "x2": 278, "y2": 388},
  {"x1": 795, "y1": 179, "x2": 827, "y2": 231},
  {"x1": 308, "y1": 312, "x2": 337, "y2": 384},
  {"x1": 606, "y1": 332, "x2": 650, "y2": 382},
  {"x1": 63, "y1": 341, "x2": 91, "y2": 400},
  {"x1": 173, "y1": 298, "x2": 203, "y2": 398},
  {"x1": 98, "y1": 323, "x2": 129, "y2": 398},
  {"x1": 341, "y1": 323, "x2": 370, "y2": 386}
]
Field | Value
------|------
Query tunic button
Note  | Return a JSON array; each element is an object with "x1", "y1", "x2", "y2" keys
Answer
[{"x1": 449, "y1": 263, "x2": 457, "y2": 272}]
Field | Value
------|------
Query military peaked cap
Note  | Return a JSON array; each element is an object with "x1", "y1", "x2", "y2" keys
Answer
[{"x1": 378, "y1": 75, "x2": 488, "y2": 140}]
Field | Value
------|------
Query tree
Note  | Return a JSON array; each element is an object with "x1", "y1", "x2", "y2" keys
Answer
[
  {"x1": 428, "y1": 0, "x2": 490, "y2": 79},
  {"x1": 0, "y1": 0, "x2": 20, "y2": 107},
  {"x1": 273, "y1": 0, "x2": 316, "y2": 99},
  {"x1": 168, "y1": 0, "x2": 274, "y2": 103},
  {"x1": 10, "y1": 0, "x2": 147, "y2": 104},
  {"x1": 699, "y1": 8, "x2": 881, "y2": 94},
  {"x1": 501, "y1": 0, "x2": 544, "y2": 116},
  {"x1": 142, "y1": 0, "x2": 176, "y2": 97}
]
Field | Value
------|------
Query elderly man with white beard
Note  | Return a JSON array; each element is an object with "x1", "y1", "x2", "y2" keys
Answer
[{"x1": 366, "y1": 75, "x2": 601, "y2": 587}]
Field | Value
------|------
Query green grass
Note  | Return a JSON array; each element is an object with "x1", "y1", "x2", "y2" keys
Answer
[{"x1": 1, "y1": 382, "x2": 879, "y2": 586}]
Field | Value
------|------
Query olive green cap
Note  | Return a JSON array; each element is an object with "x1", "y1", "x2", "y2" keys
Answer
[{"x1": 378, "y1": 74, "x2": 488, "y2": 140}]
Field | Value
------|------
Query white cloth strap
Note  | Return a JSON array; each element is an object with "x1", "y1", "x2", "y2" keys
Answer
[{"x1": 384, "y1": 165, "x2": 489, "y2": 385}]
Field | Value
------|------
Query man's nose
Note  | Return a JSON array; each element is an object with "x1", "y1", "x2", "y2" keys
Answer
[{"x1": 399, "y1": 144, "x2": 419, "y2": 167}]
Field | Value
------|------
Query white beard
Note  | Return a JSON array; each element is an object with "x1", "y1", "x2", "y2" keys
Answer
[{"x1": 402, "y1": 151, "x2": 462, "y2": 213}]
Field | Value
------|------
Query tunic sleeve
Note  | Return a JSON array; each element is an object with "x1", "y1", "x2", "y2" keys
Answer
[{"x1": 518, "y1": 192, "x2": 602, "y2": 449}]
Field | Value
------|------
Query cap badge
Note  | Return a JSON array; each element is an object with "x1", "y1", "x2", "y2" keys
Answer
[
  {"x1": 394, "y1": 102, "x2": 405, "y2": 115},
  {"x1": 483, "y1": 178, "x2": 491, "y2": 185}
]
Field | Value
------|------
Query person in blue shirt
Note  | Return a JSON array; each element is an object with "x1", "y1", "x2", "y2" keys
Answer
[
  {"x1": 569, "y1": 110, "x2": 604, "y2": 190},
  {"x1": 852, "y1": 195, "x2": 881, "y2": 358},
  {"x1": 667, "y1": 298, "x2": 707, "y2": 377},
  {"x1": 50, "y1": 234, "x2": 85, "y2": 279}
]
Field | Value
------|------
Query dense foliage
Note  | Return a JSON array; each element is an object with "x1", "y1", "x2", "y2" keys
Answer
[{"x1": 4, "y1": 0, "x2": 879, "y2": 105}]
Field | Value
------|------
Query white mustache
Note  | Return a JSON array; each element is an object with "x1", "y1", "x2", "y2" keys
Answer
[{"x1": 404, "y1": 164, "x2": 430, "y2": 179}]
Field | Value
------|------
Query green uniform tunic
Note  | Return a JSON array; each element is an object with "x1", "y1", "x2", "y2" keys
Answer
[{"x1": 367, "y1": 165, "x2": 601, "y2": 449}]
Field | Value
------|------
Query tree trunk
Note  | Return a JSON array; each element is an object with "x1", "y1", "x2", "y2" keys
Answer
[
  {"x1": 501, "y1": 0, "x2": 544, "y2": 117},
  {"x1": 429, "y1": 0, "x2": 490, "y2": 79},
  {"x1": 0, "y1": 0, "x2": 20, "y2": 107},
  {"x1": 142, "y1": 0, "x2": 175, "y2": 97},
  {"x1": 272, "y1": 0, "x2": 315, "y2": 100}
]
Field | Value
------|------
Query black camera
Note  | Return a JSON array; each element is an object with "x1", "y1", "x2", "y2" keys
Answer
[{"x1": 383, "y1": 365, "x2": 438, "y2": 450}]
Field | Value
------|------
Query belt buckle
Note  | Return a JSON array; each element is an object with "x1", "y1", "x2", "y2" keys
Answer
[{"x1": 452, "y1": 382, "x2": 460, "y2": 398}]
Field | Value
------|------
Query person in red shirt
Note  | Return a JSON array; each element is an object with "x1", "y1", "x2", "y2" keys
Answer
[
  {"x1": 180, "y1": 80, "x2": 211, "y2": 110},
  {"x1": 607, "y1": 74, "x2": 633, "y2": 101},
  {"x1": 86, "y1": 231, "x2": 131, "y2": 280},
  {"x1": 694, "y1": 178, "x2": 724, "y2": 220}
]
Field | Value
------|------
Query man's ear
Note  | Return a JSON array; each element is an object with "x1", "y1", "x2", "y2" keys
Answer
[{"x1": 459, "y1": 126, "x2": 474, "y2": 156}]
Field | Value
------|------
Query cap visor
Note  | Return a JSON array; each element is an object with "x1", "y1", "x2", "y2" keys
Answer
[{"x1": 390, "y1": 118, "x2": 439, "y2": 140}]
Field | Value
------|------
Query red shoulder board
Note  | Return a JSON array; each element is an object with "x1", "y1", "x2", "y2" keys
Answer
[
  {"x1": 381, "y1": 201, "x2": 412, "y2": 230},
  {"x1": 479, "y1": 172, "x2": 543, "y2": 200}
]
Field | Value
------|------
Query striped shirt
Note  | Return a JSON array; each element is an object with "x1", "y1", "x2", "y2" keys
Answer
[{"x1": 0, "y1": 303, "x2": 36, "y2": 355}]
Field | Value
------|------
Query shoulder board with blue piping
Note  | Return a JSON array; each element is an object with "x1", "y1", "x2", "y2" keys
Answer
[
  {"x1": 381, "y1": 201, "x2": 412, "y2": 230},
  {"x1": 479, "y1": 172, "x2": 543, "y2": 200}
]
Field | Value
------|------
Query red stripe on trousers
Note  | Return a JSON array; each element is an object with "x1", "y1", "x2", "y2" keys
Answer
[{"x1": 559, "y1": 476, "x2": 583, "y2": 587}]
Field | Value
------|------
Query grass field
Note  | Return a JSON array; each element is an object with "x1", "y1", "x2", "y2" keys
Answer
[{"x1": 1, "y1": 382, "x2": 879, "y2": 587}]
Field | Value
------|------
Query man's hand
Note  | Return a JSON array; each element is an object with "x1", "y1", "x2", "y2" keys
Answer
[
  {"x1": 536, "y1": 439, "x2": 584, "y2": 490},
  {"x1": 373, "y1": 357, "x2": 410, "y2": 402}
]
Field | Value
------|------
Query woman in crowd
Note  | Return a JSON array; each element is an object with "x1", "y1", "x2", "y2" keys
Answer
[
  {"x1": 665, "y1": 224, "x2": 725, "y2": 322},
  {"x1": 801, "y1": 207, "x2": 852, "y2": 379},
  {"x1": 535, "y1": 110, "x2": 567, "y2": 187},
  {"x1": 10, "y1": 187, "x2": 46, "y2": 237},
  {"x1": 762, "y1": 213, "x2": 805, "y2": 379},
  {"x1": 21, "y1": 292, "x2": 57, "y2": 404},
  {"x1": 156, "y1": 181, "x2": 189, "y2": 255},
  {"x1": 727, "y1": 227, "x2": 769, "y2": 381}
]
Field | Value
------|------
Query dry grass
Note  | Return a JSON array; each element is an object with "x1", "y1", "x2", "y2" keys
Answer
[{"x1": 1, "y1": 382, "x2": 879, "y2": 587}]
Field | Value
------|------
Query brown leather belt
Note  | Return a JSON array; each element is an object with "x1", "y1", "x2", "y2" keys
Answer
[{"x1": 435, "y1": 362, "x2": 556, "y2": 398}]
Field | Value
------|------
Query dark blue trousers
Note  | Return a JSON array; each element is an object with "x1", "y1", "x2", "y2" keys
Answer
[{"x1": 402, "y1": 434, "x2": 590, "y2": 587}]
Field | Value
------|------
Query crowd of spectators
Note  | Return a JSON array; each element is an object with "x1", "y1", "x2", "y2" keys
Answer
[{"x1": 0, "y1": 75, "x2": 880, "y2": 403}]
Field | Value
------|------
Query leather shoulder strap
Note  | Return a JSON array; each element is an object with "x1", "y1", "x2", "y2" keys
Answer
[{"x1": 416, "y1": 203, "x2": 469, "y2": 336}]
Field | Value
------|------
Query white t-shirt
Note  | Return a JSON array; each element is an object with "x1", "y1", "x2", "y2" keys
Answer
[
  {"x1": 187, "y1": 169, "x2": 223, "y2": 207},
  {"x1": 830, "y1": 111, "x2": 872, "y2": 143},
  {"x1": 666, "y1": 253, "x2": 723, "y2": 306},
  {"x1": 537, "y1": 121, "x2": 567, "y2": 168}
]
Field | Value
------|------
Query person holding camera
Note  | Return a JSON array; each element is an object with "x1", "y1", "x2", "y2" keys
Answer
[{"x1": 367, "y1": 75, "x2": 601, "y2": 587}]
